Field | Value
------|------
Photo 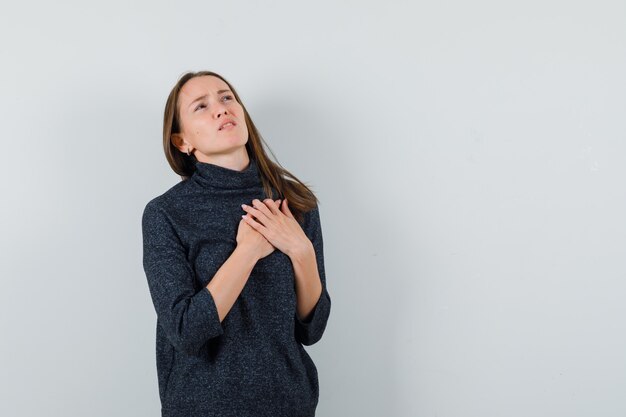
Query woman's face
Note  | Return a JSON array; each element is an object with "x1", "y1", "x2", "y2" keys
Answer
[{"x1": 174, "y1": 75, "x2": 248, "y2": 161}]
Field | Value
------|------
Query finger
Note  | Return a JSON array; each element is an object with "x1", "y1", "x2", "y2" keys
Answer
[
  {"x1": 282, "y1": 198, "x2": 294, "y2": 218},
  {"x1": 241, "y1": 213, "x2": 267, "y2": 233},
  {"x1": 262, "y1": 198, "x2": 281, "y2": 216},
  {"x1": 242, "y1": 202, "x2": 270, "y2": 225},
  {"x1": 252, "y1": 199, "x2": 275, "y2": 220}
]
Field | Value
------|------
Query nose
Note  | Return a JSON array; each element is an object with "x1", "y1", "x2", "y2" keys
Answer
[{"x1": 213, "y1": 101, "x2": 228, "y2": 118}]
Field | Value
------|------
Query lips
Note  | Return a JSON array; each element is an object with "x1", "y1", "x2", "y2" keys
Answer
[{"x1": 218, "y1": 119, "x2": 237, "y2": 131}]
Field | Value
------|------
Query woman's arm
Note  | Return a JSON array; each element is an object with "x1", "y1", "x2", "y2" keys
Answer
[
  {"x1": 143, "y1": 201, "x2": 226, "y2": 355},
  {"x1": 291, "y1": 205, "x2": 331, "y2": 345},
  {"x1": 206, "y1": 245, "x2": 259, "y2": 323},
  {"x1": 239, "y1": 199, "x2": 331, "y2": 345},
  {"x1": 290, "y1": 243, "x2": 323, "y2": 322}
]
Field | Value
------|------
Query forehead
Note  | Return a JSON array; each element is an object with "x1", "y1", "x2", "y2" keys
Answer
[{"x1": 179, "y1": 75, "x2": 229, "y2": 102}]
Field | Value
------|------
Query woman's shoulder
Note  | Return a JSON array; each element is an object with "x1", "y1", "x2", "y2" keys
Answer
[
  {"x1": 142, "y1": 179, "x2": 194, "y2": 221},
  {"x1": 145, "y1": 179, "x2": 194, "y2": 207}
]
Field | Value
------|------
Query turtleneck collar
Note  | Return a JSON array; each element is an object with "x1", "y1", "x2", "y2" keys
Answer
[{"x1": 191, "y1": 157, "x2": 262, "y2": 189}]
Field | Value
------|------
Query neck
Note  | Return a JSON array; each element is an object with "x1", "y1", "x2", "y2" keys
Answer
[
  {"x1": 191, "y1": 153, "x2": 261, "y2": 190},
  {"x1": 194, "y1": 147, "x2": 250, "y2": 172}
]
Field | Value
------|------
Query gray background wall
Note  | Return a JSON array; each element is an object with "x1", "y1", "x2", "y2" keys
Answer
[{"x1": 1, "y1": 1, "x2": 624, "y2": 416}]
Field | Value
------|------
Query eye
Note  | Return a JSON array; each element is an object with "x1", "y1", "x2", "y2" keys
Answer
[
  {"x1": 222, "y1": 95, "x2": 233, "y2": 101},
  {"x1": 194, "y1": 103, "x2": 207, "y2": 111}
]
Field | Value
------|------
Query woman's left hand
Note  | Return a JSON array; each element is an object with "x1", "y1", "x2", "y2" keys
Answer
[{"x1": 241, "y1": 198, "x2": 311, "y2": 258}]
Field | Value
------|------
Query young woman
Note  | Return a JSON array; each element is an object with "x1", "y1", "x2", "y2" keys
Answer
[{"x1": 141, "y1": 71, "x2": 332, "y2": 417}]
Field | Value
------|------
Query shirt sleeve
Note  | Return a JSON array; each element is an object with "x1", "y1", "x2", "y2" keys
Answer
[
  {"x1": 294, "y1": 204, "x2": 332, "y2": 346},
  {"x1": 142, "y1": 200, "x2": 224, "y2": 355}
]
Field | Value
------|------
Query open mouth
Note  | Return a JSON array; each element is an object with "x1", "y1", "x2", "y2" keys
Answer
[{"x1": 219, "y1": 121, "x2": 236, "y2": 131}]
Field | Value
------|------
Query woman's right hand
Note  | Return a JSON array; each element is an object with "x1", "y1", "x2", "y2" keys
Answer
[{"x1": 236, "y1": 199, "x2": 280, "y2": 260}]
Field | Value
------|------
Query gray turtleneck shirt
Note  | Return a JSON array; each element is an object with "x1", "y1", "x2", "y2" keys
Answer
[{"x1": 141, "y1": 157, "x2": 331, "y2": 417}]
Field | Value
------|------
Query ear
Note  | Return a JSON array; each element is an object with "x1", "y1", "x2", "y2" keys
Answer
[{"x1": 171, "y1": 133, "x2": 188, "y2": 154}]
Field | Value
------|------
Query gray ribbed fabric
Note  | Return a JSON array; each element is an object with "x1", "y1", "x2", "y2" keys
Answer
[{"x1": 141, "y1": 157, "x2": 331, "y2": 417}]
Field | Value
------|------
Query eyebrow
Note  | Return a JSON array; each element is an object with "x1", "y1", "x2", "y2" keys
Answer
[{"x1": 188, "y1": 89, "x2": 232, "y2": 109}]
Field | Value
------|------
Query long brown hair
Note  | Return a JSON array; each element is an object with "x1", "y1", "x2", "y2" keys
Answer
[{"x1": 162, "y1": 70, "x2": 318, "y2": 223}]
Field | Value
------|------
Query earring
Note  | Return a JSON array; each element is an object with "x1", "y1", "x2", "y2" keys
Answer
[{"x1": 187, "y1": 148, "x2": 191, "y2": 156}]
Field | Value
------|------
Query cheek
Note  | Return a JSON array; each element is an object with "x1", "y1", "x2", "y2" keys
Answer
[{"x1": 196, "y1": 119, "x2": 215, "y2": 135}]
